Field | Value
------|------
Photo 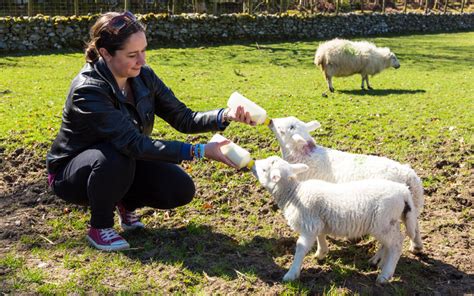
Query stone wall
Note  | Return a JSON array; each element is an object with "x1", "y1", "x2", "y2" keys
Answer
[{"x1": 1, "y1": 12, "x2": 473, "y2": 51}]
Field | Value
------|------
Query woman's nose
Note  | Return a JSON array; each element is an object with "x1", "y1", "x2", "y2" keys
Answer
[{"x1": 138, "y1": 53, "x2": 146, "y2": 65}]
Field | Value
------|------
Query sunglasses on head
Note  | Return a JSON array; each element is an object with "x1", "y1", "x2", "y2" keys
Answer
[{"x1": 107, "y1": 11, "x2": 137, "y2": 34}]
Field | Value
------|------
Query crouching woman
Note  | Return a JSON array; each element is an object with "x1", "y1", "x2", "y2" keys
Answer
[{"x1": 46, "y1": 11, "x2": 253, "y2": 251}]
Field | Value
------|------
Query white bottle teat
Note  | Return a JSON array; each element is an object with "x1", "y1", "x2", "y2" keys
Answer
[
  {"x1": 210, "y1": 134, "x2": 253, "y2": 169},
  {"x1": 227, "y1": 92, "x2": 270, "y2": 125}
]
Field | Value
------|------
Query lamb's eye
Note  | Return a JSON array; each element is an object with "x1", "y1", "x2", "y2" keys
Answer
[{"x1": 289, "y1": 125, "x2": 295, "y2": 130}]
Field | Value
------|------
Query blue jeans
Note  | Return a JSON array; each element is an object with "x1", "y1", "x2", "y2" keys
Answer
[{"x1": 52, "y1": 143, "x2": 195, "y2": 228}]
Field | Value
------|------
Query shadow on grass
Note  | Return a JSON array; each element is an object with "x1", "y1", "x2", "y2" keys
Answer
[
  {"x1": 121, "y1": 225, "x2": 472, "y2": 294},
  {"x1": 338, "y1": 88, "x2": 426, "y2": 96},
  {"x1": 122, "y1": 225, "x2": 287, "y2": 284}
]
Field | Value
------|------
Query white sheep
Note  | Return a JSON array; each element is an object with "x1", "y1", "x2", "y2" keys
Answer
[
  {"x1": 269, "y1": 116, "x2": 424, "y2": 254},
  {"x1": 314, "y1": 38, "x2": 400, "y2": 92},
  {"x1": 252, "y1": 156, "x2": 418, "y2": 283}
]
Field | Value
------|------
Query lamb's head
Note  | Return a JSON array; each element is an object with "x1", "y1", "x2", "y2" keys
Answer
[
  {"x1": 252, "y1": 156, "x2": 308, "y2": 191},
  {"x1": 269, "y1": 116, "x2": 321, "y2": 157}
]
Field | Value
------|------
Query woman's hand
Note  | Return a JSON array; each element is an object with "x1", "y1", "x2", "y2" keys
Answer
[
  {"x1": 204, "y1": 141, "x2": 239, "y2": 168},
  {"x1": 225, "y1": 106, "x2": 256, "y2": 126}
]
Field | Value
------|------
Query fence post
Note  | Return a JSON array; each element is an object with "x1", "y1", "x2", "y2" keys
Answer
[
  {"x1": 28, "y1": 0, "x2": 33, "y2": 16},
  {"x1": 74, "y1": 0, "x2": 79, "y2": 15},
  {"x1": 460, "y1": 0, "x2": 464, "y2": 12},
  {"x1": 125, "y1": 0, "x2": 130, "y2": 11}
]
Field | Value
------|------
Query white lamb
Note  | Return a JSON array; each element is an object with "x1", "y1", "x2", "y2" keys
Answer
[
  {"x1": 252, "y1": 156, "x2": 418, "y2": 283},
  {"x1": 269, "y1": 116, "x2": 424, "y2": 253},
  {"x1": 314, "y1": 38, "x2": 400, "y2": 92}
]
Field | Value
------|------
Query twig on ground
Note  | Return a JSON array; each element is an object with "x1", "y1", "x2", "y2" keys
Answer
[{"x1": 39, "y1": 234, "x2": 55, "y2": 245}]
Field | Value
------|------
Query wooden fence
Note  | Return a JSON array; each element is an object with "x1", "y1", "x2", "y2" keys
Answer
[{"x1": 0, "y1": 0, "x2": 470, "y2": 17}]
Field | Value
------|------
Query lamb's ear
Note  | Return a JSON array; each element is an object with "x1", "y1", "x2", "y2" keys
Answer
[
  {"x1": 291, "y1": 134, "x2": 307, "y2": 145},
  {"x1": 290, "y1": 163, "x2": 309, "y2": 176},
  {"x1": 270, "y1": 169, "x2": 281, "y2": 183},
  {"x1": 305, "y1": 121, "x2": 321, "y2": 132}
]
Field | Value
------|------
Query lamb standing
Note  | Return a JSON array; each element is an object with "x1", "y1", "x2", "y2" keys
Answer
[
  {"x1": 314, "y1": 38, "x2": 400, "y2": 92},
  {"x1": 252, "y1": 156, "x2": 418, "y2": 283},
  {"x1": 268, "y1": 116, "x2": 424, "y2": 254}
]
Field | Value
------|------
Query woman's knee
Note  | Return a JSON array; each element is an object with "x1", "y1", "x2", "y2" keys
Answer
[{"x1": 92, "y1": 143, "x2": 136, "y2": 182}]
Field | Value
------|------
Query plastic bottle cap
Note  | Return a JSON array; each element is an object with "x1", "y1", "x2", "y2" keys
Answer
[{"x1": 246, "y1": 159, "x2": 255, "y2": 169}]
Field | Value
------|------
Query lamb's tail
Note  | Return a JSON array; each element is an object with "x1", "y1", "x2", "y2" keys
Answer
[
  {"x1": 402, "y1": 192, "x2": 417, "y2": 242},
  {"x1": 405, "y1": 166, "x2": 424, "y2": 216}
]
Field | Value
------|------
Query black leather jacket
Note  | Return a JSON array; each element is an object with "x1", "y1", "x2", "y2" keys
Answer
[{"x1": 46, "y1": 58, "x2": 227, "y2": 174}]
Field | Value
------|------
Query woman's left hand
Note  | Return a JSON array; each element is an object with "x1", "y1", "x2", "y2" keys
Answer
[{"x1": 226, "y1": 106, "x2": 256, "y2": 126}]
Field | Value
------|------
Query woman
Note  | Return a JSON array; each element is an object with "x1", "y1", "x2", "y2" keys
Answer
[{"x1": 46, "y1": 11, "x2": 254, "y2": 251}]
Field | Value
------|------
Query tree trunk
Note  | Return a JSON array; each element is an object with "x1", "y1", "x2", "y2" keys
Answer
[
  {"x1": 403, "y1": 0, "x2": 407, "y2": 12},
  {"x1": 382, "y1": 0, "x2": 386, "y2": 12},
  {"x1": 360, "y1": 0, "x2": 364, "y2": 12},
  {"x1": 460, "y1": 0, "x2": 465, "y2": 12},
  {"x1": 443, "y1": 0, "x2": 448, "y2": 12}
]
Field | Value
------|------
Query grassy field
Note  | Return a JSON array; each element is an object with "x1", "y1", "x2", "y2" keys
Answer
[{"x1": 0, "y1": 32, "x2": 473, "y2": 294}]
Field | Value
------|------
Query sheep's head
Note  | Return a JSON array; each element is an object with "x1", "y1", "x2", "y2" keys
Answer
[
  {"x1": 252, "y1": 156, "x2": 308, "y2": 189},
  {"x1": 269, "y1": 116, "x2": 320, "y2": 156},
  {"x1": 389, "y1": 51, "x2": 400, "y2": 69}
]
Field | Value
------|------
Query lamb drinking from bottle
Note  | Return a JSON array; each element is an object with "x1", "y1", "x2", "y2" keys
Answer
[{"x1": 252, "y1": 156, "x2": 418, "y2": 283}]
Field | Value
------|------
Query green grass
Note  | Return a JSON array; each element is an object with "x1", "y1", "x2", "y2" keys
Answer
[{"x1": 0, "y1": 32, "x2": 473, "y2": 294}]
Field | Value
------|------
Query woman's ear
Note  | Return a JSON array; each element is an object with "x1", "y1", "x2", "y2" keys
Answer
[{"x1": 98, "y1": 47, "x2": 112, "y2": 61}]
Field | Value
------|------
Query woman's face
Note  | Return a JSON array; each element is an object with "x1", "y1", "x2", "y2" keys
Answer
[{"x1": 105, "y1": 31, "x2": 147, "y2": 80}]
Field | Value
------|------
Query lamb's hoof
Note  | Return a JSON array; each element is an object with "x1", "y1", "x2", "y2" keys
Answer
[
  {"x1": 329, "y1": 87, "x2": 334, "y2": 93},
  {"x1": 367, "y1": 86, "x2": 374, "y2": 90},
  {"x1": 376, "y1": 275, "x2": 391, "y2": 284},
  {"x1": 322, "y1": 92, "x2": 328, "y2": 98},
  {"x1": 409, "y1": 244, "x2": 423, "y2": 254},
  {"x1": 282, "y1": 272, "x2": 299, "y2": 282},
  {"x1": 314, "y1": 251, "x2": 328, "y2": 261}
]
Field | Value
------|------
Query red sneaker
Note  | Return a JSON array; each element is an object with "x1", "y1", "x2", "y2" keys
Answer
[
  {"x1": 116, "y1": 203, "x2": 145, "y2": 231},
  {"x1": 86, "y1": 227, "x2": 130, "y2": 251}
]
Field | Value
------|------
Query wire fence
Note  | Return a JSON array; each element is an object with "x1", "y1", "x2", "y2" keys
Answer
[{"x1": 0, "y1": 0, "x2": 470, "y2": 17}]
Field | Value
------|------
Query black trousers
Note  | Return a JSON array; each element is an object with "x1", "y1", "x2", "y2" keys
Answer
[{"x1": 52, "y1": 143, "x2": 195, "y2": 228}]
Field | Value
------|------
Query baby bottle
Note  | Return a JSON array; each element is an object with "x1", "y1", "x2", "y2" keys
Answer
[
  {"x1": 227, "y1": 92, "x2": 270, "y2": 125},
  {"x1": 210, "y1": 134, "x2": 254, "y2": 169}
]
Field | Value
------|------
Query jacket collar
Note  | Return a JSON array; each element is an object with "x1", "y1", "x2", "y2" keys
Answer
[{"x1": 94, "y1": 57, "x2": 150, "y2": 104}]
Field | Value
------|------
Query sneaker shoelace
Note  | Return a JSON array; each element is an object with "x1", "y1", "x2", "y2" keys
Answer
[
  {"x1": 99, "y1": 228, "x2": 122, "y2": 241},
  {"x1": 125, "y1": 211, "x2": 140, "y2": 224}
]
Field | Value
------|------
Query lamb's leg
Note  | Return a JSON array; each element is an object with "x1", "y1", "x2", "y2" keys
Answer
[
  {"x1": 325, "y1": 73, "x2": 334, "y2": 92},
  {"x1": 409, "y1": 223, "x2": 423, "y2": 254},
  {"x1": 369, "y1": 245, "x2": 384, "y2": 267},
  {"x1": 283, "y1": 231, "x2": 317, "y2": 281},
  {"x1": 375, "y1": 224, "x2": 403, "y2": 284},
  {"x1": 314, "y1": 234, "x2": 329, "y2": 260}
]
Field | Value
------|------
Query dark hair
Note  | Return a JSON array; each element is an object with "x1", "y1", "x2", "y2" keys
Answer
[{"x1": 85, "y1": 12, "x2": 146, "y2": 63}]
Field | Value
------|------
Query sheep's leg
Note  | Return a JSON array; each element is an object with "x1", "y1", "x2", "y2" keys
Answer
[
  {"x1": 314, "y1": 234, "x2": 329, "y2": 260},
  {"x1": 375, "y1": 224, "x2": 403, "y2": 284},
  {"x1": 366, "y1": 76, "x2": 373, "y2": 90},
  {"x1": 283, "y1": 231, "x2": 317, "y2": 281},
  {"x1": 361, "y1": 75, "x2": 366, "y2": 90},
  {"x1": 325, "y1": 73, "x2": 334, "y2": 92}
]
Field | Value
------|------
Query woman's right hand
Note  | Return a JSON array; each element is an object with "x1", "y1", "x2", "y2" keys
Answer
[{"x1": 204, "y1": 141, "x2": 239, "y2": 168}]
